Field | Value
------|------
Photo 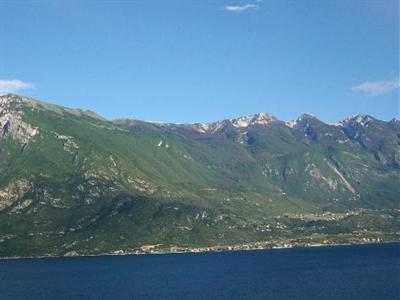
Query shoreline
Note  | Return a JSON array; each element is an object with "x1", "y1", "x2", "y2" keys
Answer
[{"x1": 1, "y1": 240, "x2": 398, "y2": 261}]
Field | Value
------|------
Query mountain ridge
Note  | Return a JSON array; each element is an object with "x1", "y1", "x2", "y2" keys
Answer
[
  {"x1": 3, "y1": 93, "x2": 396, "y2": 128},
  {"x1": 0, "y1": 94, "x2": 398, "y2": 257}
]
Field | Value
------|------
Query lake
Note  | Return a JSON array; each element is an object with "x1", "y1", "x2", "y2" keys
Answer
[{"x1": 0, "y1": 243, "x2": 399, "y2": 299}]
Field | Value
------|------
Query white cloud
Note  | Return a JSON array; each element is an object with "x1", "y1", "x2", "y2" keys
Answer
[
  {"x1": 0, "y1": 79, "x2": 34, "y2": 95},
  {"x1": 352, "y1": 78, "x2": 400, "y2": 96},
  {"x1": 224, "y1": 3, "x2": 259, "y2": 13}
]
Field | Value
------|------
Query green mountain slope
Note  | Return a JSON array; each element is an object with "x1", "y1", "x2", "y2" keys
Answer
[{"x1": 0, "y1": 94, "x2": 399, "y2": 257}]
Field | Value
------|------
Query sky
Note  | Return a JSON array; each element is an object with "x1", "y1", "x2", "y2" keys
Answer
[{"x1": 0, "y1": 0, "x2": 399, "y2": 123}]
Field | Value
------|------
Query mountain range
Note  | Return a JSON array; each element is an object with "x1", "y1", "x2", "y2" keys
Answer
[{"x1": 0, "y1": 94, "x2": 399, "y2": 257}]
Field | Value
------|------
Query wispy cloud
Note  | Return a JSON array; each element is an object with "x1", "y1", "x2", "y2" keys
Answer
[
  {"x1": 224, "y1": 3, "x2": 259, "y2": 13},
  {"x1": 0, "y1": 79, "x2": 34, "y2": 95},
  {"x1": 352, "y1": 78, "x2": 400, "y2": 96}
]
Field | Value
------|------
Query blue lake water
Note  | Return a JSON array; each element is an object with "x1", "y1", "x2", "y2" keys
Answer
[{"x1": 0, "y1": 243, "x2": 399, "y2": 300}]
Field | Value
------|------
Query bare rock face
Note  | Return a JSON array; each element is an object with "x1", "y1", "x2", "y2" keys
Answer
[
  {"x1": 0, "y1": 94, "x2": 39, "y2": 144},
  {"x1": 0, "y1": 179, "x2": 32, "y2": 211},
  {"x1": 53, "y1": 132, "x2": 79, "y2": 153}
]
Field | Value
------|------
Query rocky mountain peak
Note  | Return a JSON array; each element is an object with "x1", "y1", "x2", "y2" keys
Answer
[
  {"x1": 390, "y1": 117, "x2": 400, "y2": 124},
  {"x1": 299, "y1": 113, "x2": 317, "y2": 120},
  {"x1": 285, "y1": 114, "x2": 322, "y2": 129},
  {"x1": 188, "y1": 112, "x2": 278, "y2": 133},
  {"x1": 338, "y1": 115, "x2": 375, "y2": 128},
  {"x1": 229, "y1": 112, "x2": 277, "y2": 128}
]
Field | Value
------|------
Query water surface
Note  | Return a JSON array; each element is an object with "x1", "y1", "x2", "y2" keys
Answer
[{"x1": 0, "y1": 243, "x2": 399, "y2": 299}]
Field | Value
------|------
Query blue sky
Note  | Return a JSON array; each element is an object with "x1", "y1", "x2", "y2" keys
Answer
[{"x1": 0, "y1": 0, "x2": 398, "y2": 123}]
